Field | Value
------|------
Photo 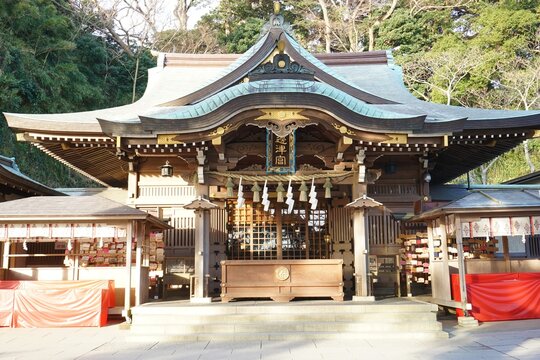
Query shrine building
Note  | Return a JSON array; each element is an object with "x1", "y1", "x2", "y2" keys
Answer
[{"x1": 3, "y1": 6, "x2": 540, "y2": 313}]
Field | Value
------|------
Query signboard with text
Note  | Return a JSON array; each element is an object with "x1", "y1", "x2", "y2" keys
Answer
[{"x1": 266, "y1": 130, "x2": 295, "y2": 174}]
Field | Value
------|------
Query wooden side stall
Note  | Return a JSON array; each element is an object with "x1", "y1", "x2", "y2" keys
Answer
[{"x1": 220, "y1": 259, "x2": 344, "y2": 302}]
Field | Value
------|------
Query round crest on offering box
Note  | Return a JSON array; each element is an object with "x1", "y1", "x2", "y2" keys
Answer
[{"x1": 275, "y1": 266, "x2": 290, "y2": 281}]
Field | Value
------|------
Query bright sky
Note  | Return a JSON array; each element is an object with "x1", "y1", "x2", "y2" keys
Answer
[
  {"x1": 99, "y1": 0, "x2": 219, "y2": 35},
  {"x1": 160, "y1": 0, "x2": 220, "y2": 30},
  {"x1": 188, "y1": 0, "x2": 220, "y2": 29}
]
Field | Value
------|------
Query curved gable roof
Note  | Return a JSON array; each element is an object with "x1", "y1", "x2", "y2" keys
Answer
[{"x1": 99, "y1": 79, "x2": 425, "y2": 136}]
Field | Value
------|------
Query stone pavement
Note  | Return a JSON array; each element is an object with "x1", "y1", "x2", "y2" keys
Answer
[{"x1": 0, "y1": 317, "x2": 539, "y2": 360}]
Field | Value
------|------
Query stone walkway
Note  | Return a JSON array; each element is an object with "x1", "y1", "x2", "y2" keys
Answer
[{"x1": 0, "y1": 318, "x2": 539, "y2": 359}]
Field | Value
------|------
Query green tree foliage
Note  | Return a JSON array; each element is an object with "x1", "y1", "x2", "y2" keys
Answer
[
  {"x1": 376, "y1": 8, "x2": 452, "y2": 54},
  {"x1": 197, "y1": 0, "x2": 309, "y2": 53},
  {"x1": 0, "y1": 0, "x2": 152, "y2": 188},
  {"x1": 385, "y1": 1, "x2": 540, "y2": 184}
]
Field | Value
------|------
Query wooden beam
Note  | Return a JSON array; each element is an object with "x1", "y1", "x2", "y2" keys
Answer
[{"x1": 336, "y1": 136, "x2": 352, "y2": 160}]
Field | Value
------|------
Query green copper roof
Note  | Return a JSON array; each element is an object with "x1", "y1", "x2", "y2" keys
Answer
[
  {"x1": 147, "y1": 79, "x2": 417, "y2": 121},
  {"x1": 285, "y1": 34, "x2": 381, "y2": 98},
  {"x1": 195, "y1": 33, "x2": 270, "y2": 91}
]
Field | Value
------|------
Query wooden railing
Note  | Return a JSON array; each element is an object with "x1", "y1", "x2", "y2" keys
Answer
[
  {"x1": 137, "y1": 185, "x2": 196, "y2": 205},
  {"x1": 329, "y1": 207, "x2": 400, "y2": 246},
  {"x1": 367, "y1": 183, "x2": 419, "y2": 197},
  {"x1": 165, "y1": 208, "x2": 227, "y2": 250},
  {"x1": 165, "y1": 209, "x2": 195, "y2": 249},
  {"x1": 367, "y1": 209, "x2": 401, "y2": 246}
]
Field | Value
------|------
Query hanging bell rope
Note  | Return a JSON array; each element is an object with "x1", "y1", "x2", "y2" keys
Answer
[{"x1": 206, "y1": 171, "x2": 351, "y2": 182}]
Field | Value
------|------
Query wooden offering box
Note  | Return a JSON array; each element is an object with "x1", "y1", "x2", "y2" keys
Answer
[{"x1": 220, "y1": 259, "x2": 344, "y2": 302}]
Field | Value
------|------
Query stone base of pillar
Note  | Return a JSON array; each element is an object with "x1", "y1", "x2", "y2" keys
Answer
[
  {"x1": 458, "y1": 316, "x2": 479, "y2": 327},
  {"x1": 190, "y1": 297, "x2": 213, "y2": 304},
  {"x1": 352, "y1": 295, "x2": 375, "y2": 302}
]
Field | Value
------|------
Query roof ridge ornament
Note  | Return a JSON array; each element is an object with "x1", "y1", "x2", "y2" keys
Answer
[
  {"x1": 261, "y1": 1, "x2": 294, "y2": 36},
  {"x1": 274, "y1": 1, "x2": 280, "y2": 15},
  {"x1": 248, "y1": 51, "x2": 315, "y2": 81}
]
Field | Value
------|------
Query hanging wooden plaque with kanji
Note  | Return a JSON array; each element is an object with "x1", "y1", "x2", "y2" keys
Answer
[{"x1": 266, "y1": 130, "x2": 295, "y2": 174}]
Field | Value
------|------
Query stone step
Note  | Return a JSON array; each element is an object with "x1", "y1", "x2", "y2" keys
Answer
[
  {"x1": 130, "y1": 320, "x2": 442, "y2": 335},
  {"x1": 131, "y1": 311, "x2": 437, "y2": 325},
  {"x1": 128, "y1": 299, "x2": 448, "y2": 340},
  {"x1": 131, "y1": 302, "x2": 438, "y2": 316},
  {"x1": 128, "y1": 330, "x2": 449, "y2": 342}
]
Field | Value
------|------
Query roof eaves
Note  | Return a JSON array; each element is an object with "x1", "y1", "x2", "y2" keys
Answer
[{"x1": 0, "y1": 161, "x2": 63, "y2": 196}]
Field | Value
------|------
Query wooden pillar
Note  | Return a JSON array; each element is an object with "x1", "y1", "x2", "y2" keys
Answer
[
  {"x1": 249, "y1": 208, "x2": 254, "y2": 260},
  {"x1": 502, "y1": 236, "x2": 510, "y2": 272},
  {"x1": 455, "y1": 216, "x2": 469, "y2": 316},
  {"x1": 2, "y1": 241, "x2": 10, "y2": 269},
  {"x1": 427, "y1": 221, "x2": 436, "y2": 293},
  {"x1": 304, "y1": 203, "x2": 310, "y2": 259},
  {"x1": 439, "y1": 215, "x2": 451, "y2": 301},
  {"x1": 351, "y1": 162, "x2": 372, "y2": 301},
  {"x1": 124, "y1": 221, "x2": 133, "y2": 321},
  {"x1": 186, "y1": 197, "x2": 216, "y2": 302},
  {"x1": 353, "y1": 208, "x2": 368, "y2": 299},
  {"x1": 276, "y1": 203, "x2": 283, "y2": 260},
  {"x1": 142, "y1": 222, "x2": 149, "y2": 267},
  {"x1": 72, "y1": 241, "x2": 79, "y2": 281},
  {"x1": 127, "y1": 170, "x2": 139, "y2": 206},
  {"x1": 135, "y1": 221, "x2": 143, "y2": 306},
  {"x1": 192, "y1": 208, "x2": 211, "y2": 302}
]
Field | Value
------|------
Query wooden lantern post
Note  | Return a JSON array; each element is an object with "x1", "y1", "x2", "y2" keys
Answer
[
  {"x1": 347, "y1": 194, "x2": 382, "y2": 301},
  {"x1": 185, "y1": 196, "x2": 218, "y2": 303}
]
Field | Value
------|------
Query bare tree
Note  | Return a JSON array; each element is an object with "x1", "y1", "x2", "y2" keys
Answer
[
  {"x1": 294, "y1": 1, "x2": 396, "y2": 53},
  {"x1": 402, "y1": 47, "x2": 483, "y2": 105},
  {"x1": 368, "y1": 0, "x2": 397, "y2": 51},
  {"x1": 469, "y1": 158, "x2": 497, "y2": 185},
  {"x1": 175, "y1": 1, "x2": 204, "y2": 31},
  {"x1": 498, "y1": 58, "x2": 540, "y2": 112},
  {"x1": 498, "y1": 57, "x2": 540, "y2": 174},
  {"x1": 61, "y1": 1, "x2": 184, "y2": 102},
  {"x1": 318, "y1": 0, "x2": 332, "y2": 53},
  {"x1": 154, "y1": 23, "x2": 220, "y2": 54},
  {"x1": 468, "y1": 56, "x2": 540, "y2": 174}
]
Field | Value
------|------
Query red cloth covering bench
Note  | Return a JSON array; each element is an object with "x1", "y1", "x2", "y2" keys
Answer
[
  {"x1": 451, "y1": 273, "x2": 540, "y2": 322},
  {"x1": 0, "y1": 280, "x2": 114, "y2": 327}
]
